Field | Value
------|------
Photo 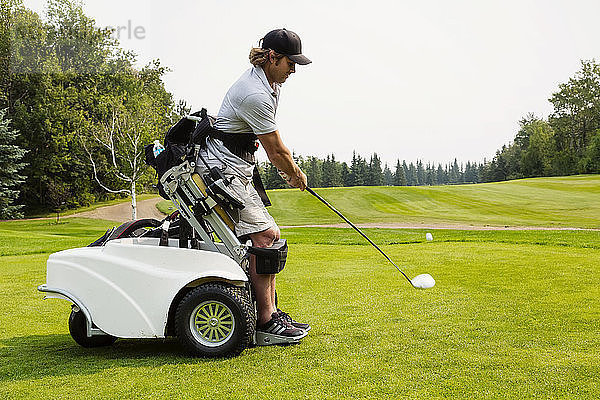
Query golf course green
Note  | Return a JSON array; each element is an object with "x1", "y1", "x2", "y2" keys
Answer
[
  {"x1": 158, "y1": 174, "x2": 600, "y2": 228},
  {"x1": 267, "y1": 174, "x2": 600, "y2": 228},
  {"x1": 1, "y1": 175, "x2": 599, "y2": 399}
]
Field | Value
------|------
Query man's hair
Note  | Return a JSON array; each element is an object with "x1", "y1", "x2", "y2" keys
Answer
[{"x1": 249, "y1": 48, "x2": 284, "y2": 66}]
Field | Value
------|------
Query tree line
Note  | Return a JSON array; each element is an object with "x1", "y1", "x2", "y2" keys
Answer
[
  {"x1": 1, "y1": 0, "x2": 179, "y2": 218},
  {"x1": 259, "y1": 153, "x2": 485, "y2": 189},
  {"x1": 479, "y1": 60, "x2": 600, "y2": 181}
]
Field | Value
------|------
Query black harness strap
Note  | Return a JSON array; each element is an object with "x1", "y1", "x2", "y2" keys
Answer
[{"x1": 252, "y1": 166, "x2": 272, "y2": 207}]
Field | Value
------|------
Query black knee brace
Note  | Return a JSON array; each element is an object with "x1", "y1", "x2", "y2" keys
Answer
[{"x1": 248, "y1": 239, "x2": 288, "y2": 274}]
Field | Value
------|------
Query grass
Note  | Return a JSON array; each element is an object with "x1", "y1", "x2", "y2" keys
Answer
[
  {"x1": 0, "y1": 218, "x2": 117, "y2": 257},
  {"x1": 265, "y1": 174, "x2": 600, "y2": 228},
  {"x1": 1, "y1": 218, "x2": 599, "y2": 398},
  {"x1": 156, "y1": 175, "x2": 600, "y2": 228},
  {"x1": 156, "y1": 199, "x2": 176, "y2": 215}
]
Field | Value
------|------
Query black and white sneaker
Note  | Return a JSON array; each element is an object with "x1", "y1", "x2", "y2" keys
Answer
[
  {"x1": 277, "y1": 308, "x2": 311, "y2": 332},
  {"x1": 255, "y1": 312, "x2": 307, "y2": 346}
]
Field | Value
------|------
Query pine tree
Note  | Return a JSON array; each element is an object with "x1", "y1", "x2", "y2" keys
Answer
[
  {"x1": 449, "y1": 158, "x2": 460, "y2": 183},
  {"x1": 425, "y1": 163, "x2": 436, "y2": 185},
  {"x1": 402, "y1": 161, "x2": 409, "y2": 185},
  {"x1": 464, "y1": 161, "x2": 478, "y2": 183},
  {"x1": 368, "y1": 153, "x2": 383, "y2": 186},
  {"x1": 348, "y1": 151, "x2": 358, "y2": 186},
  {"x1": 321, "y1": 155, "x2": 333, "y2": 187},
  {"x1": 305, "y1": 156, "x2": 322, "y2": 188},
  {"x1": 264, "y1": 162, "x2": 286, "y2": 189},
  {"x1": 351, "y1": 153, "x2": 368, "y2": 186},
  {"x1": 329, "y1": 154, "x2": 343, "y2": 187},
  {"x1": 394, "y1": 160, "x2": 407, "y2": 186},
  {"x1": 293, "y1": 153, "x2": 304, "y2": 173},
  {"x1": 383, "y1": 163, "x2": 393, "y2": 186},
  {"x1": 416, "y1": 160, "x2": 425, "y2": 186},
  {"x1": 341, "y1": 162, "x2": 351, "y2": 186},
  {"x1": 357, "y1": 156, "x2": 369, "y2": 186},
  {"x1": 436, "y1": 164, "x2": 446, "y2": 185},
  {"x1": 321, "y1": 154, "x2": 342, "y2": 187},
  {"x1": 408, "y1": 162, "x2": 417, "y2": 186},
  {"x1": 0, "y1": 109, "x2": 27, "y2": 219}
]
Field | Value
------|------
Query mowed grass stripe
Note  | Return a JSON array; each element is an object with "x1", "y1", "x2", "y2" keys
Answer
[
  {"x1": 266, "y1": 174, "x2": 600, "y2": 228},
  {"x1": 282, "y1": 227, "x2": 600, "y2": 249},
  {"x1": 0, "y1": 219, "x2": 114, "y2": 256}
]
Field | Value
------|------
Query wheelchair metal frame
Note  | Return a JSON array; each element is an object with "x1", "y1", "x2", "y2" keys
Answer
[{"x1": 159, "y1": 153, "x2": 248, "y2": 265}]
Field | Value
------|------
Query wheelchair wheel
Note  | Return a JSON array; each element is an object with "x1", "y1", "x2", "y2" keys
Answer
[{"x1": 175, "y1": 283, "x2": 255, "y2": 357}]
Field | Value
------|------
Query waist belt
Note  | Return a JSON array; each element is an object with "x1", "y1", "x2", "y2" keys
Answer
[{"x1": 209, "y1": 130, "x2": 259, "y2": 164}]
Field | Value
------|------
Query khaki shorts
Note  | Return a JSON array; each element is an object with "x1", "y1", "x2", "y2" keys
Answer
[
  {"x1": 226, "y1": 176, "x2": 278, "y2": 238},
  {"x1": 195, "y1": 145, "x2": 277, "y2": 239}
]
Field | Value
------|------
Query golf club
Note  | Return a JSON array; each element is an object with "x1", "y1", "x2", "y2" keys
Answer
[{"x1": 306, "y1": 187, "x2": 435, "y2": 290}]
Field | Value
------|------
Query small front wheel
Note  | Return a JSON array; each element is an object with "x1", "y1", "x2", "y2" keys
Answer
[
  {"x1": 175, "y1": 283, "x2": 255, "y2": 357},
  {"x1": 68, "y1": 309, "x2": 117, "y2": 348}
]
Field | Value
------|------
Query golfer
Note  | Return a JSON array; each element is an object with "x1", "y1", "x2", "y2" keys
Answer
[{"x1": 197, "y1": 28, "x2": 311, "y2": 343}]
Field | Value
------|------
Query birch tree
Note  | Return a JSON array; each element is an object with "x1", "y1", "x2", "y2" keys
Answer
[{"x1": 80, "y1": 64, "x2": 173, "y2": 220}]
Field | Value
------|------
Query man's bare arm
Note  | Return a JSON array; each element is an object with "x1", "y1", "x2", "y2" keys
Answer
[{"x1": 258, "y1": 130, "x2": 307, "y2": 190}]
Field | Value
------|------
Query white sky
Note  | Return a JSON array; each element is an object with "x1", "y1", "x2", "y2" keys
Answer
[{"x1": 23, "y1": 0, "x2": 600, "y2": 167}]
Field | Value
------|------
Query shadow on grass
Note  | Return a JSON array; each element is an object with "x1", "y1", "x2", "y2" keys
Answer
[{"x1": 0, "y1": 334, "x2": 222, "y2": 383}]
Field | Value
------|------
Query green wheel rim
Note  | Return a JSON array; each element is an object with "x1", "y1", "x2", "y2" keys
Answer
[{"x1": 189, "y1": 300, "x2": 235, "y2": 347}]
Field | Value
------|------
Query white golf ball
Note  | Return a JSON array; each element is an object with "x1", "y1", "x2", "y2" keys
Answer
[
  {"x1": 411, "y1": 274, "x2": 435, "y2": 289},
  {"x1": 426, "y1": 232, "x2": 433, "y2": 241}
]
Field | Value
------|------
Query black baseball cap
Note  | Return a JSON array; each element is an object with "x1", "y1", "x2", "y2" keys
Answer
[{"x1": 261, "y1": 28, "x2": 312, "y2": 65}]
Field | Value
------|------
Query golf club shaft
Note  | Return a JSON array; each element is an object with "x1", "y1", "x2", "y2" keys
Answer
[{"x1": 306, "y1": 187, "x2": 414, "y2": 286}]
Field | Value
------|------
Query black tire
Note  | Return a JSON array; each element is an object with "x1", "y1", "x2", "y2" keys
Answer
[
  {"x1": 175, "y1": 283, "x2": 255, "y2": 357},
  {"x1": 68, "y1": 309, "x2": 117, "y2": 348}
]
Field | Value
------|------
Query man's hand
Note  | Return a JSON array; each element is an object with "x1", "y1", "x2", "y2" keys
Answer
[
  {"x1": 288, "y1": 170, "x2": 307, "y2": 191},
  {"x1": 279, "y1": 169, "x2": 307, "y2": 191}
]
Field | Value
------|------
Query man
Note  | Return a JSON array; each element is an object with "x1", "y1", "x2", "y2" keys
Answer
[{"x1": 197, "y1": 28, "x2": 311, "y2": 344}]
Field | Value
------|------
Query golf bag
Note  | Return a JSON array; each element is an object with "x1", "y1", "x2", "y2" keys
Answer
[
  {"x1": 142, "y1": 111, "x2": 287, "y2": 274},
  {"x1": 145, "y1": 109, "x2": 217, "y2": 199}
]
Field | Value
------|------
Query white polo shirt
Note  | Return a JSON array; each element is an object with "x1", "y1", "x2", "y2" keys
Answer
[
  {"x1": 215, "y1": 66, "x2": 280, "y2": 135},
  {"x1": 200, "y1": 66, "x2": 281, "y2": 182}
]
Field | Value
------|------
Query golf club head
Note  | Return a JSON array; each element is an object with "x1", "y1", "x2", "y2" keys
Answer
[{"x1": 411, "y1": 273, "x2": 435, "y2": 289}]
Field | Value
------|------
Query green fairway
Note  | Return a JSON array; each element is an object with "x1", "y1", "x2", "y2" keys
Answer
[
  {"x1": 265, "y1": 175, "x2": 600, "y2": 228},
  {"x1": 1, "y1": 219, "x2": 599, "y2": 399}
]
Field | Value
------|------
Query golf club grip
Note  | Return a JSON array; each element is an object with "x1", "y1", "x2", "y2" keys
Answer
[{"x1": 306, "y1": 187, "x2": 412, "y2": 284}]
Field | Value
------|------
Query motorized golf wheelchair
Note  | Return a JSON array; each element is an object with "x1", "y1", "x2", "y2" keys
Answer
[{"x1": 38, "y1": 112, "x2": 290, "y2": 357}]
